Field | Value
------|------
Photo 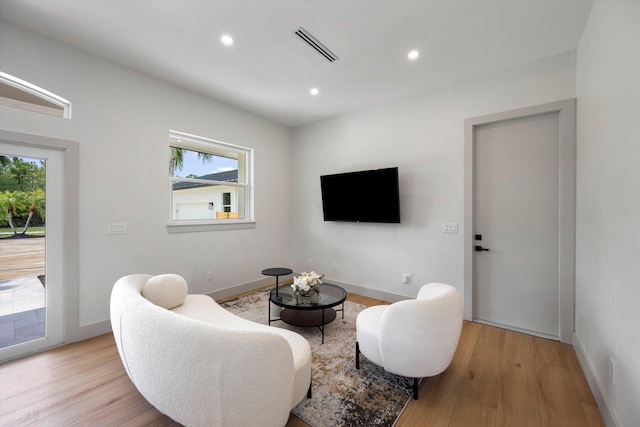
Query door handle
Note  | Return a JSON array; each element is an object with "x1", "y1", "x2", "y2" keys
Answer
[{"x1": 475, "y1": 245, "x2": 490, "y2": 252}]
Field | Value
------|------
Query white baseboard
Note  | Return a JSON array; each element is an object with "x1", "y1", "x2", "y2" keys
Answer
[
  {"x1": 317, "y1": 277, "x2": 408, "y2": 303},
  {"x1": 7, "y1": 319, "x2": 114, "y2": 362},
  {"x1": 572, "y1": 332, "x2": 620, "y2": 427},
  {"x1": 474, "y1": 319, "x2": 560, "y2": 342},
  {"x1": 71, "y1": 319, "x2": 112, "y2": 342},
  {"x1": 207, "y1": 276, "x2": 275, "y2": 301},
  {"x1": 49, "y1": 276, "x2": 402, "y2": 350},
  {"x1": 62, "y1": 279, "x2": 274, "y2": 345},
  {"x1": 206, "y1": 274, "x2": 409, "y2": 304}
]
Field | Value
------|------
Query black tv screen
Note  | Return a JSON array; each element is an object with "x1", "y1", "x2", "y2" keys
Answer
[{"x1": 320, "y1": 167, "x2": 400, "y2": 223}]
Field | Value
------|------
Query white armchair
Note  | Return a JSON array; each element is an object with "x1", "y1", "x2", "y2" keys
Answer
[{"x1": 355, "y1": 282, "x2": 463, "y2": 399}]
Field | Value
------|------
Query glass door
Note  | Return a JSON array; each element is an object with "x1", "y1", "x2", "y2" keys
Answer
[{"x1": 0, "y1": 142, "x2": 64, "y2": 360}]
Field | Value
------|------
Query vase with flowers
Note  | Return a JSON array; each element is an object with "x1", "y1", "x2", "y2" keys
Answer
[{"x1": 291, "y1": 271, "x2": 324, "y2": 303}]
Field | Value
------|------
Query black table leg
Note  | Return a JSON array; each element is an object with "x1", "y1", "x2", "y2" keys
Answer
[{"x1": 321, "y1": 309, "x2": 325, "y2": 344}]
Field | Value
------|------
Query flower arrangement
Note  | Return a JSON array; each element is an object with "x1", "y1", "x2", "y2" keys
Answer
[{"x1": 292, "y1": 271, "x2": 324, "y2": 295}]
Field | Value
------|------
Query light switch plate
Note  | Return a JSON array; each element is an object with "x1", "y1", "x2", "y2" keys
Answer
[
  {"x1": 442, "y1": 223, "x2": 458, "y2": 233},
  {"x1": 108, "y1": 223, "x2": 127, "y2": 235}
]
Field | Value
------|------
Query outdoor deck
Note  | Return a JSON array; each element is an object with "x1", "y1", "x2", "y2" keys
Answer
[{"x1": 0, "y1": 237, "x2": 46, "y2": 349}]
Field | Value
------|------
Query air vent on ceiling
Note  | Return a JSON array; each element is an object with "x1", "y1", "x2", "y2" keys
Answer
[{"x1": 293, "y1": 27, "x2": 339, "y2": 63}]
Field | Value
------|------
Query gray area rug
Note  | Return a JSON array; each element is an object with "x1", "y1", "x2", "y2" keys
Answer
[{"x1": 220, "y1": 288, "x2": 413, "y2": 427}]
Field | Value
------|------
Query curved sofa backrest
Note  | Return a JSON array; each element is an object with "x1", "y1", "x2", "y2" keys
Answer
[
  {"x1": 110, "y1": 274, "x2": 295, "y2": 427},
  {"x1": 110, "y1": 274, "x2": 152, "y2": 378},
  {"x1": 379, "y1": 282, "x2": 463, "y2": 378}
]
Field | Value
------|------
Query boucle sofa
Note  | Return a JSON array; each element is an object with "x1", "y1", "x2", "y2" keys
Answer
[{"x1": 110, "y1": 274, "x2": 312, "y2": 427}]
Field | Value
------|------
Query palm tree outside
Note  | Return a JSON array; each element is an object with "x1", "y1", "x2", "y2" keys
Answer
[
  {"x1": 1, "y1": 154, "x2": 46, "y2": 237},
  {"x1": 169, "y1": 147, "x2": 214, "y2": 177}
]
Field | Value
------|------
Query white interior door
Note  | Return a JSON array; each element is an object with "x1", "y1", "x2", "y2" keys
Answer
[
  {"x1": 0, "y1": 141, "x2": 64, "y2": 360},
  {"x1": 473, "y1": 112, "x2": 560, "y2": 339}
]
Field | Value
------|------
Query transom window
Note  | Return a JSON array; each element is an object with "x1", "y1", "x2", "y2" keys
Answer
[
  {"x1": 0, "y1": 71, "x2": 72, "y2": 118},
  {"x1": 169, "y1": 131, "x2": 253, "y2": 224}
]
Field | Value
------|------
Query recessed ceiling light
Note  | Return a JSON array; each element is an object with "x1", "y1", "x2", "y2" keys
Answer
[
  {"x1": 221, "y1": 35, "x2": 234, "y2": 46},
  {"x1": 408, "y1": 50, "x2": 420, "y2": 60},
  {"x1": 310, "y1": 87, "x2": 319, "y2": 96}
]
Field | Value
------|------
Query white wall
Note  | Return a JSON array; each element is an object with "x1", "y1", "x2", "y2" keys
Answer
[
  {"x1": 0, "y1": 21, "x2": 293, "y2": 333},
  {"x1": 291, "y1": 52, "x2": 576, "y2": 300},
  {"x1": 575, "y1": 1, "x2": 640, "y2": 426}
]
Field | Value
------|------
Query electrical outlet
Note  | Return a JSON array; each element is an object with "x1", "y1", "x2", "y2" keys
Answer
[
  {"x1": 206, "y1": 271, "x2": 213, "y2": 281},
  {"x1": 402, "y1": 273, "x2": 413, "y2": 284},
  {"x1": 307, "y1": 258, "x2": 313, "y2": 266},
  {"x1": 332, "y1": 262, "x2": 338, "y2": 271}
]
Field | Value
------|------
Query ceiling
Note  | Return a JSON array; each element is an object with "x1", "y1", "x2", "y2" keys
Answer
[{"x1": 0, "y1": 0, "x2": 593, "y2": 128}]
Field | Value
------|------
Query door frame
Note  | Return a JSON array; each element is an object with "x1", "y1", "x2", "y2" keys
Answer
[
  {"x1": 463, "y1": 99, "x2": 576, "y2": 343},
  {"x1": 0, "y1": 129, "x2": 79, "y2": 358}
]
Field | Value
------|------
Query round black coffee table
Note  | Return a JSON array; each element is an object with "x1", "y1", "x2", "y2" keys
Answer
[{"x1": 269, "y1": 282, "x2": 346, "y2": 344}]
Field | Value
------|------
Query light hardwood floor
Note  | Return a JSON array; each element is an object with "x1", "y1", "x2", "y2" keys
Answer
[{"x1": 0, "y1": 292, "x2": 605, "y2": 427}]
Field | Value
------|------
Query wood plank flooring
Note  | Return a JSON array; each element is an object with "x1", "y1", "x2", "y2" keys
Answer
[{"x1": 0, "y1": 292, "x2": 605, "y2": 427}]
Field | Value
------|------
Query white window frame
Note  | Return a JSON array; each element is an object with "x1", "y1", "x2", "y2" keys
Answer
[
  {"x1": 0, "y1": 71, "x2": 72, "y2": 119},
  {"x1": 166, "y1": 130, "x2": 255, "y2": 233}
]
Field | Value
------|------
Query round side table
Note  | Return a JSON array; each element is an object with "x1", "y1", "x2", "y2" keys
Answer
[{"x1": 261, "y1": 267, "x2": 292, "y2": 297}]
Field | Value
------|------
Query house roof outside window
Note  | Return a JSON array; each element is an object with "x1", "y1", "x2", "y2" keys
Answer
[{"x1": 172, "y1": 169, "x2": 238, "y2": 191}]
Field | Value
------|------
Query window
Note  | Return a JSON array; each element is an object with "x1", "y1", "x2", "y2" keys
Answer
[
  {"x1": 168, "y1": 130, "x2": 253, "y2": 230},
  {"x1": 222, "y1": 192, "x2": 231, "y2": 212},
  {"x1": 0, "y1": 71, "x2": 72, "y2": 119}
]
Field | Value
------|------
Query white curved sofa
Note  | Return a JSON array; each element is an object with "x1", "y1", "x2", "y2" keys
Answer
[{"x1": 110, "y1": 274, "x2": 312, "y2": 427}]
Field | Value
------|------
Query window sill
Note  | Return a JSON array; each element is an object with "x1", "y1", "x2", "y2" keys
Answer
[{"x1": 166, "y1": 221, "x2": 256, "y2": 233}]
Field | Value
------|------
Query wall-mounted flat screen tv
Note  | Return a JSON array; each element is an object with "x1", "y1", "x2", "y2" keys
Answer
[{"x1": 320, "y1": 167, "x2": 400, "y2": 223}]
